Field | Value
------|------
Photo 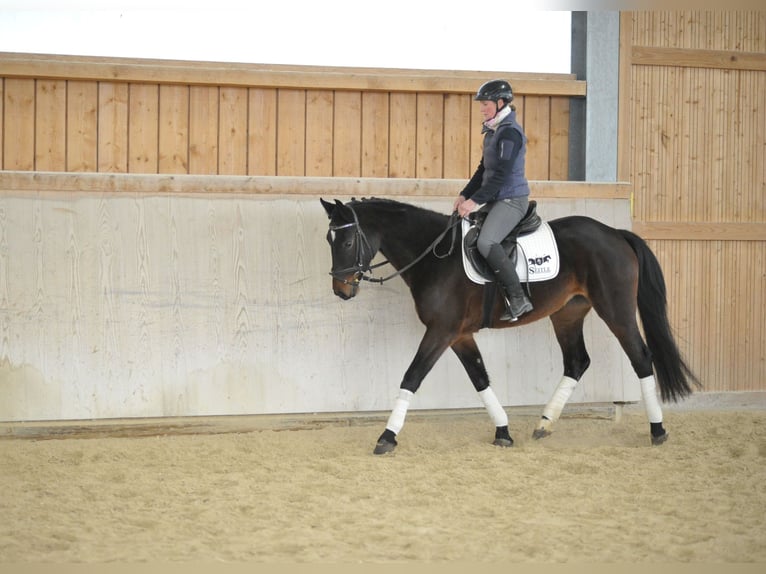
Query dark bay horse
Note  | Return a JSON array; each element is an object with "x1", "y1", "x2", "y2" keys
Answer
[{"x1": 321, "y1": 197, "x2": 700, "y2": 454}]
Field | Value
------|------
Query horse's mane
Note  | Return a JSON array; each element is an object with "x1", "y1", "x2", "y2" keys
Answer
[{"x1": 348, "y1": 197, "x2": 449, "y2": 227}]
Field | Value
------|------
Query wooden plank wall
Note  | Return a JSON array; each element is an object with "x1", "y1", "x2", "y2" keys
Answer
[
  {"x1": 622, "y1": 11, "x2": 766, "y2": 393},
  {"x1": 0, "y1": 53, "x2": 583, "y2": 181}
]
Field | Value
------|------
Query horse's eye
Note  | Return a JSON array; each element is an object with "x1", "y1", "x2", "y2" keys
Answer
[{"x1": 343, "y1": 239, "x2": 353, "y2": 249}]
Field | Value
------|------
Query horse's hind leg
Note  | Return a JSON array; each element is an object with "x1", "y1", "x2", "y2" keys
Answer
[
  {"x1": 589, "y1": 270, "x2": 668, "y2": 445},
  {"x1": 534, "y1": 296, "x2": 592, "y2": 439},
  {"x1": 451, "y1": 336, "x2": 513, "y2": 447}
]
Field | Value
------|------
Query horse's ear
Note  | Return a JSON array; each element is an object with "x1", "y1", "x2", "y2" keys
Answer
[{"x1": 320, "y1": 198, "x2": 335, "y2": 219}]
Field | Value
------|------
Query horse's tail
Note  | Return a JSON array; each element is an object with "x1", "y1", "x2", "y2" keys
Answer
[{"x1": 620, "y1": 230, "x2": 702, "y2": 402}]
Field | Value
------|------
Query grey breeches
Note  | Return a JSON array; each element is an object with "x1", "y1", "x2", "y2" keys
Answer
[{"x1": 476, "y1": 196, "x2": 529, "y2": 259}]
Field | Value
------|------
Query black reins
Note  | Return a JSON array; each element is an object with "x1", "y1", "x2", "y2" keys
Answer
[{"x1": 329, "y1": 208, "x2": 461, "y2": 285}]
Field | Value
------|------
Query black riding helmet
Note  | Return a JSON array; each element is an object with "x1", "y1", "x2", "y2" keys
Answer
[{"x1": 474, "y1": 79, "x2": 514, "y2": 104}]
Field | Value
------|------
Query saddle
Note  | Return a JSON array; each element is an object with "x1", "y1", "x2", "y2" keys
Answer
[{"x1": 463, "y1": 200, "x2": 542, "y2": 279}]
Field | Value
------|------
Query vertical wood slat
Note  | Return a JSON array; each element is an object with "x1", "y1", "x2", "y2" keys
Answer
[
  {"x1": 549, "y1": 96, "x2": 570, "y2": 180},
  {"x1": 66, "y1": 81, "x2": 98, "y2": 172},
  {"x1": 388, "y1": 93, "x2": 416, "y2": 178},
  {"x1": 468, "y1": 101, "x2": 483, "y2": 172},
  {"x1": 333, "y1": 91, "x2": 362, "y2": 177},
  {"x1": 97, "y1": 82, "x2": 128, "y2": 173},
  {"x1": 35, "y1": 80, "x2": 66, "y2": 171},
  {"x1": 3, "y1": 79, "x2": 35, "y2": 170},
  {"x1": 128, "y1": 83, "x2": 159, "y2": 174},
  {"x1": 158, "y1": 84, "x2": 189, "y2": 174},
  {"x1": 276, "y1": 89, "x2": 306, "y2": 176},
  {"x1": 188, "y1": 86, "x2": 219, "y2": 175},
  {"x1": 442, "y1": 93, "x2": 471, "y2": 180},
  {"x1": 247, "y1": 88, "x2": 277, "y2": 176},
  {"x1": 523, "y1": 96, "x2": 551, "y2": 180},
  {"x1": 304, "y1": 90, "x2": 333, "y2": 177},
  {"x1": 361, "y1": 92, "x2": 389, "y2": 177},
  {"x1": 0, "y1": 79, "x2": 3, "y2": 169},
  {"x1": 415, "y1": 93, "x2": 443, "y2": 179},
  {"x1": 218, "y1": 87, "x2": 248, "y2": 176}
]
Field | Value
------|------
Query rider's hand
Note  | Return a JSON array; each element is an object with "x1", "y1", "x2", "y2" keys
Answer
[{"x1": 457, "y1": 198, "x2": 478, "y2": 219}]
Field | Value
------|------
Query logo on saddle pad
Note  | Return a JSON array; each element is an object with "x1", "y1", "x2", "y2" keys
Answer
[{"x1": 461, "y1": 217, "x2": 560, "y2": 285}]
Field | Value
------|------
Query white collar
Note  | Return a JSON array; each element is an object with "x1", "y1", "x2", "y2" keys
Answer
[{"x1": 483, "y1": 105, "x2": 512, "y2": 131}]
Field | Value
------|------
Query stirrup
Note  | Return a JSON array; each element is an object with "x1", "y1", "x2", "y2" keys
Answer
[
  {"x1": 500, "y1": 295, "x2": 532, "y2": 322},
  {"x1": 500, "y1": 297, "x2": 519, "y2": 322}
]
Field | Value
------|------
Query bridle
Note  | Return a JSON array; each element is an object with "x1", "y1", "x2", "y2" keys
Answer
[
  {"x1": 328, "y1": 206, "x2": 461, "y2": 286},
  {"x1": 327, "y1": 205, "x2": 376, "y2": 287}
]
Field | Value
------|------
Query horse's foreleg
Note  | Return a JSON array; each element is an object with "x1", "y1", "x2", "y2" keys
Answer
[
  {"x1": 451, "y1": 337, "x2": 513, "y2": 447},
  {"x1": 535, "y1": 301, "x2": 592, "y2": 439},
  {"x1": 533, "y1": 376, "x2": 580, "y2": 439},
  {"x1": 373, "y1": 328, "x2": 452, "y2": 455}
]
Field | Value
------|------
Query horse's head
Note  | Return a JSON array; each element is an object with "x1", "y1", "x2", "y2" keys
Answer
[{"x1": 321, "y1": 198, "x2": 377, "y2": 300}]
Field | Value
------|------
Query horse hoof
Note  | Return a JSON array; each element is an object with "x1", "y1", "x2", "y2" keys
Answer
[
  {"x1": 651, "y1": 432, "x2": 669, "y2": 446},
  {"x1": 492, "y1": 437, "x2": 513, "y2": 448},
  {"x1": 532, "y1": 428, "x2": 551, "y2": 440},
  {"x1": 373, "y1": 440, "x2": 397, "y2": 455}
]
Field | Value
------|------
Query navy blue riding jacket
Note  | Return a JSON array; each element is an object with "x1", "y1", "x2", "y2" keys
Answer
[{"x1": 460, "y1": 108, "x2": 530, "y2": 205}]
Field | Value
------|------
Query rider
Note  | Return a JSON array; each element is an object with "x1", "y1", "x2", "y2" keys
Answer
[{"x1": 454, "y1": 79, "x2": 533, "y2": 321}]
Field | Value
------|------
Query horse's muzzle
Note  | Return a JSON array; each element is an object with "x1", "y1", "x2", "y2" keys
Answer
[{"x1": 332, "y1": 276, "x2": 359, "y2": 300}]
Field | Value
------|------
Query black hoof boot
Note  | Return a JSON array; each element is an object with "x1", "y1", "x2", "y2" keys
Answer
[
  {"x1": 650, "y1": 422, "x2": 668, "y2": 446},
  {"x1": 492, "y1": 426, "x2": 514, "y2": 447},
  {"x1": 651, "y1": 432, "x2": 669, "y2": 446},
  {"x1": 373, "y1": 429, "x2": 397, "y2": 455}
]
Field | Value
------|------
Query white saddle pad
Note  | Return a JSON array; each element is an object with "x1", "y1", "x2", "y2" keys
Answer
[{"x1": 461, "y1": 218, "x2": 560, "y2": 285}]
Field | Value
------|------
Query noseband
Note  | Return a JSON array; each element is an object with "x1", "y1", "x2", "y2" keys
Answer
[
  {"x1": 327, "y1": 206, "x2": 377, "y2": 286},
  {"x1": 328, "y1": 206, "x2": 460, "y2": 286}
]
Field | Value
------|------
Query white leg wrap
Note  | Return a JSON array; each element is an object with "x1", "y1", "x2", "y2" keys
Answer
[
  {"x1": 385, "y1": 389, "x2": 414, "y2": 435},
  {"x1": 640, "y1": 375, "x2": 663, "y2": 423},
  {"x1": 541, "y1": 376, "x2": 578, "y2": 422},
  {"x1": 478, "y1": 387, "x2": 508, "y2": 428}
]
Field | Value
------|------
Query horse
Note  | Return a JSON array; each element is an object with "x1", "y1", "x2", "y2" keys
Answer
[{"x1": 321, "y1": 197, "x2": 701, "y2": 455}]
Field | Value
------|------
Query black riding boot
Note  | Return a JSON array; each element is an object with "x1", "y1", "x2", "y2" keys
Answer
[{"x1": 486, "y1": 243, "x2": 533, "y2": 321}]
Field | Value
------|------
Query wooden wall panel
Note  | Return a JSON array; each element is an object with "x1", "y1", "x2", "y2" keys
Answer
[
  {"x1": 35, "y1": 80, "x2": 66, "y2": 171},
  {"x1": 361, "y1": 92, "x2": 389, "y2": 177},
  {"x1": 248, "y1": 88, "x2": 277, "y2": 176},
  {"x1": 389, "y1": 93, "x2": 416, "y2": 178},
  {"x1": 158, "y1": 85, "x2": 189, "y2": 174},
  {"x1": 218, "y1": 87, "x2": 248, "y2": 176},
  {"x1": 523, "y1": 96, "x2": 551, "y2": 180},
  {"x1": 658, "y1": 239, "x2": 766, "y2": 394},
  {"x1": 3, "y1": 79, "x2": 34, "y2": 170},
  {"x1": 625, "y1": 10, "x2": 766, "y2": 394},
  {"x1": 276, "y1": 89, "x2": 306, "y2": 176},
  {"x1": 632, "y1": 11, "x2": 766, "y2": 51},
  {"x1": 549, "y1": 97, "x2": 570, "y2": 180},
  {"x1": 97, "y1": 83, "x2": 128, "y2": 173},
  {"x1": 1, "y1": 54, "x2": 582, "y2": 180},
  {"x1": 415, "y1": 93, "x2": 443, "y2": 178},
  {"x1": 128, "y1": 83, "x2": 159, "y2": 174},
  {"x1": 631, "y1": 66, "x2": 765, "y2": 226},
  {"x1": 442, "y1": 93, "x2": 471, "y2": 179},
  {"x1": 66, "y1": 81, "x2": 98, "y2": 172},
  {"x1": 0, "y1": 79, "x2": 3, "y2": 169},
  {"x1": 188, "y1": 86, "x2": 219, "y2": 175},
  {"x1": 469, "y1": 102, "x2": 483, "y2": 170},
  {"x1": 332, "y1": 91, "x2": 361, "y2": 177},
  {"x1": 305, "y1": 90, "x2": 334, "y2": 177}
]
